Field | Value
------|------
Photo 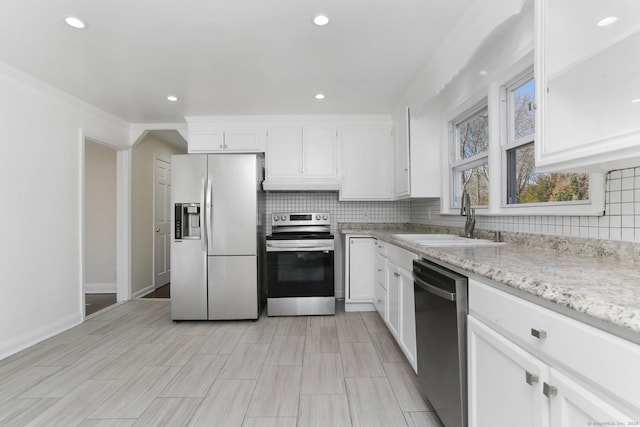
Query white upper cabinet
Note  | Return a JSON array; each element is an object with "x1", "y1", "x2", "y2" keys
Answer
[
  {"x1": 263, "y1": 122, "x2": 339, "y2": 190},
  {"x1": 302, "y1": 126, "x2": 339, "y2": 180},
  {"x1": 266, "y1": 126, "x2": 302, "y2": 180},
  {"x1": 340, "y1": 122, "x2": 393, "y2": 200},
  {"x1": 392, "y1": 101, "x2": 442, "y2": 199},
  {"x1": 536, "y1": 0, "x2": 640, "y2": 172},
  {"x1": 394, "y1": 108, "x2": 411, "y2": 198},
  {"x1": 186, "y1": 117, "x2": 265, "y2": 153}
]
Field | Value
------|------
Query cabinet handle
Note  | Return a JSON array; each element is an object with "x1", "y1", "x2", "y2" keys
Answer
[
  {"x1": 525, "y1": 371, "x2": 539, "y2": 386},
  {"x1": 531, "y1": 328, "x2": 547, "y2": 340},
  {"x1": 377, "y1": 269, "x2": 383, "y2": 272},
  {"x1": 394, "y1": 272, "x2": 400, "y2": 277},
  {"x1": 543, "y1": 382, "x2": 557, "y2": 398}
]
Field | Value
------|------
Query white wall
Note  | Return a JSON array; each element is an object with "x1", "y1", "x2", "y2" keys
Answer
[
  {"x1": 131, "y1": 134, "x2": 185, "y2": 297},
  {"x1": 0, "y1": 62, "x2": 129, "y2": 359},
  {"x1": 84, "y1": 141, "x2": 117, "y2": 293}
]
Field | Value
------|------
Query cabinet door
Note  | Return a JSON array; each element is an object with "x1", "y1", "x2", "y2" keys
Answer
[
  {"x1": 398, "y1": 267, "x2": 417, "y2": 371},
  {"x1": 548, "y1": 369, "x2": 637, "y2": 427},
  {"x1": 188, "y1": 130, "x2": 225, "y2": 153},
  {"x1": 374, "y1": 282, "x2": 386, "y2": 319},
  {"x1": 340, "y1": 124, "x2": 393, "y2": 200},
  {"x1": 468, "y1": 316, "x2": 549, "y2": 427},
  {"x1": 347, "y1": 237, "x2": 376, "y2": 302},
  {"x1": 303, "y1": 126, "x2": 338, "y2": 179},
  {"x1": 386, "y1": 263, "x2": 400, "y2": 338},
  {"x1": 394, "y1": 108, "x2": 410, "y2": 198},
  {"x1": 266, "y1": 126, "x2": 302, "y2": 179},
  {"x1": 224, "y1": 128, "x2": 261, "y2": 151},
  {"x1": 536, "y1": 1, "x2": 640, "y2": 171}
]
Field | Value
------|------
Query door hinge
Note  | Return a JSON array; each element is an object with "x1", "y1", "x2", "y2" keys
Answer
[{"x1": 543, "y1": 382, "x2": 557, "y2": 398}]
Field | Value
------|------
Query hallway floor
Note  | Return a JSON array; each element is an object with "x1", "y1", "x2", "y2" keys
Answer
[
  {"x1": 0, "y1": 300, "x2": 441, "y2": 426},
  {"x1": 85, "y1": 293, "x2": 117, "y2": 316}
]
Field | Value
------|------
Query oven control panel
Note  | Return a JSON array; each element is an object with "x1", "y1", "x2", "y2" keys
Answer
[{"x1": 271, "y1": 212, "x2": 330, "y2": 227}]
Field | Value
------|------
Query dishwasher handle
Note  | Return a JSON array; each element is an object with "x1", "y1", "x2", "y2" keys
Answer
[{"x1": 414, "y1": 276, "x2": 456, "y2": 301}]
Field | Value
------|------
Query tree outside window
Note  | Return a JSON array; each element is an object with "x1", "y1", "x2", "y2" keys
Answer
[{"x1": 453, "y1": 106, "x2": 489, "y2": 207}]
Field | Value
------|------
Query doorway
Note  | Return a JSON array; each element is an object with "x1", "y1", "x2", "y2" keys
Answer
[
  {"x1": 130, "y1": 131, "x2": 186, "y2": 299},
  {"x1": 84, "y1": 140, "x2": 118, "y2": 316}
]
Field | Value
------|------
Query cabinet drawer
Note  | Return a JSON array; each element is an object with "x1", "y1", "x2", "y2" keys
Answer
[
  {"x1": 469, "y1": 279, "x2": 640, "y2": 410},
  {"x1": 386, "y1": 244, "x2": 417, "y2": 272}
]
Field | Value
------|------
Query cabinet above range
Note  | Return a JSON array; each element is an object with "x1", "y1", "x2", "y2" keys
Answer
[{"x1": 185, "y1": 115, "x2": 397, "y2": 198}]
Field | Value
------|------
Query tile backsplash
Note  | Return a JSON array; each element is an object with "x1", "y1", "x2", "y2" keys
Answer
[{"x1": 410, "y1": 166, "x2": 640, "y2": 243}]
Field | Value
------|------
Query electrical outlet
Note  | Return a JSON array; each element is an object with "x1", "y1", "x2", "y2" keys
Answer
[{"x1": 362, "y1": 209, "x2": 370, "y2": 220}]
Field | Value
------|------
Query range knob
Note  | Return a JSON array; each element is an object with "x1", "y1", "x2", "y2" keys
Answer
[
  {"x1": 273, "y1": 215, "x2": 279, "y2": 221},
  {"x1": 280, "y1": 215, "x2": 286, "y2": 221},
  {"x1": 322, "y1": 214, "x2": 328, "y2": 220},
  {"x1": 316, "y1": 214, "x2": 321, "y2": 220}
]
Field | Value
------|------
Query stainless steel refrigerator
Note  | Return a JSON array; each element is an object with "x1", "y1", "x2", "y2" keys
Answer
[{"x1": 170, "y1": 153, "x2": 265, "y2": 320}]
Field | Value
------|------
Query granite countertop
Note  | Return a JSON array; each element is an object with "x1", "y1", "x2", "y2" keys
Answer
[{"x1": 340, "y1": 223, "x2": 640, "y2": 342}]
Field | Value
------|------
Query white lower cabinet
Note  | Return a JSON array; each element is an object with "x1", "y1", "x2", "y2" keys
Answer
[
  {"x1": 384, "y1": 244, "x2": 418, "y2": 371},
  {"x1": 548, "y1": 368, "x2": 636, "y2": 427},
  {"x1": 386, "y1": 261, "x2": 400, "y2": 338},
  {"x1": 468, "y1": 316, "x2": 549, "y2": 427},
  {"x1": 344, "y1": 235, "x2": 376, "y2": 311},
  {"x1": 468, "y1": 279, "x2": 640, "y2": 427}
]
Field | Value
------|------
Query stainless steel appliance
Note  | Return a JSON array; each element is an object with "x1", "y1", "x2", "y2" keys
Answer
[
  {"x1": 266, "y1": 213, "x2": 335, "y2": 316},
  {"x1": 413, "y1": 258, "x2": 468, "y2": 427},
  {"x1": 170, "y1": 153, "x2": 265, "y2": 321}
]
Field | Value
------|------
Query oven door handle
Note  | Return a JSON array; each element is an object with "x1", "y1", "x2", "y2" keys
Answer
[
  {"x1": 414, "y1": 277, "x2": 456, "y2": 301},
  {"x1": 266, "y1": 242, "x2": 333, "y2": 251}
]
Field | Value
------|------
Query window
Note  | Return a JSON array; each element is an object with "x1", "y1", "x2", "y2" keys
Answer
[
  {"x1": 451, "y1": 103, "x2": 489, "y2": 208},
  {"x1": 504, "y1": 75, "x2": 589, "y2": 205}
]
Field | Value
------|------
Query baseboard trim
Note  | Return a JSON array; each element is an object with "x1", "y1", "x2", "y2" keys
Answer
[
  {"x1": 0, "y1": 312, "x2": 82, "y2": 360},
  {"x1": 85, "y1": 282, "x2": 117, "y2": 294},
  {"x1": 132, "y1": 284, "x2": 155, "y2": 299}
]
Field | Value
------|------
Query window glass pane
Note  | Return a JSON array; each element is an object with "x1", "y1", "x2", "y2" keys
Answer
[
  {"x1": 513, "y1": 79, "x2": 535, "y2": 140},
  {"x1": 507, "y1": 143, "x2": 589, "y2": 204},
  {"x1": 457, "y1": 108, "x2": 488, "y2": 160},
  {"x1": 461, "y1": 163, "x2": 489, "y2": 206}
]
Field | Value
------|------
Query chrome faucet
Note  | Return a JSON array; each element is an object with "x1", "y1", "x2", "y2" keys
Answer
[{"x1": 460, "y1": 190, "x2": 476, "y2": 238}]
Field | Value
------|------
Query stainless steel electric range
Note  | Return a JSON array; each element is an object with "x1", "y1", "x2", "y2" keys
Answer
[{"x1": 265, "y1": 212, "x2": 335, "y2": 316}]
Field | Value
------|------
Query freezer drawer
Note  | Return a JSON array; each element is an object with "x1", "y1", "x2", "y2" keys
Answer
[
  {"x1": 208, "y1": 255, "x2": 259, "y2": 320},
  {"x1": 171, "y1": 239, "x2": 207, "y2": 320}
]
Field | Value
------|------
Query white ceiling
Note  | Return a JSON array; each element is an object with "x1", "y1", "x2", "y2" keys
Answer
[{"x1": 0, "y1": 0, "x2": 473, "y2": 123}]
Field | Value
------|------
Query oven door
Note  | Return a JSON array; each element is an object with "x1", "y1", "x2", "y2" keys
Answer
[{"x1": 266, "y1": 240, "x2": 334, "y2": 298}]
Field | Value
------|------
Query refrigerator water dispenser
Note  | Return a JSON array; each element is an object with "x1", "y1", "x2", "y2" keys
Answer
[{"x1": 174, "y1": 203, "x2": 201, "y2": 240}]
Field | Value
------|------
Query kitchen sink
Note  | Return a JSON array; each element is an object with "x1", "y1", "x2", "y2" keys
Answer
[{"x1": 392, "y1": 233, "x2": 503, "y2": 247}]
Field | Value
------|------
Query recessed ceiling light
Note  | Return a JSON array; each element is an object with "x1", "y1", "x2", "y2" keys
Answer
[
  {"x1": 65, "y1": 16, "x2": 86, "y2": 29},
  {"x1": 315, "y1": 93, "x2": 326, "y2": 100},
  {"x1": 479, "y1": 70, "x2": 488, "y2": 76},
  {"x1": 313, "y1": 15, "x2": 330, "y2": 26},
  {"x1": 597, "y1": 16, "x2": 617, "y2": 27},
  {"x1": 631, "y1": 98, "x2": 640, "y2": 104},
  {"x1": 167, "y1": 95, "x2": 178, "y2": 102}
]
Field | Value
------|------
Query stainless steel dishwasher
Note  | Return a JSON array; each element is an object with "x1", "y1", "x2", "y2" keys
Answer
[{"x1": 413, "y1": 258, "x2": 468, "y2": 427}]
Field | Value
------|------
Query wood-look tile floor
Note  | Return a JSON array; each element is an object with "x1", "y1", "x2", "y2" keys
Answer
[{"x1": 0, "y1": 300, "x2": 443, "y2": 427}]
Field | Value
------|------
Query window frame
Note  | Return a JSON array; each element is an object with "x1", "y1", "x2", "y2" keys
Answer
[
  {"x1": 449, "y1": 100, "x2": 490, "y2": 210},
  {"x1": 498, "y1": 67, "x2": 604, "y2": 215},
  {"x1": 441, "y1": 61, "x2": 605, "y2": 217}
]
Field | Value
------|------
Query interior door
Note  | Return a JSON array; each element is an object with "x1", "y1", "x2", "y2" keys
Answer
[{"x1": 154, "y1": 157, "x2": 171, "y2": 288}]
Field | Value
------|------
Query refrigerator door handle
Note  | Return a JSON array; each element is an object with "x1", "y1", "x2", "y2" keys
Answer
[
  {"x1": 205, "y1": 176, "x2": 212, "y2": 253},
  {"x1": 200, "y1": 175, "x2": 207, "y2": 253}
]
